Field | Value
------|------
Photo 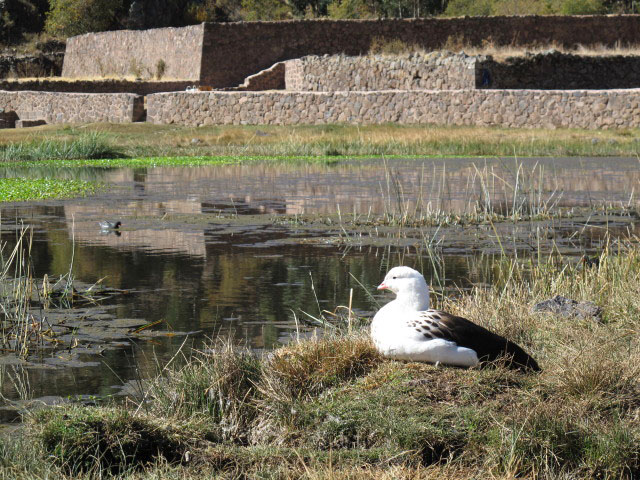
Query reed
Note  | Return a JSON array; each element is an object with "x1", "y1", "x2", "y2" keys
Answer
[
  {"x1": 344, "y1": 158, "x2": 602, "y2": 231},
  {"x1": 0, "y1": 226, "x2": 39, "y2": 357},
  {"x1": 0, "y1": 132, "x2": 122, "y2": 162},
  {"x1": 0, "y1": 224, "x2": 103, "y2": 358}
]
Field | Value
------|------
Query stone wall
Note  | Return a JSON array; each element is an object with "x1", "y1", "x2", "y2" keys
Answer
[
  {"x1": 0, "y1": 53, "x2": 64, "y2": 79},
  {"x1": 233, "y1": 62, "x2": 286, "y2": 91},
  {"x1": 62, "y1": 16, "x2": 640, "y2": 88},
  {"x1": 146, "y1": 89, "x2": 640, "y2": 129},
  {"x1": 200, "y1": 16, "x2": 640, "y2": 87},
  {"x1": 479, "y1": 51, "x2": 640, "y2": 89},
  {"x1": 285, "y1": 52, "x2": 478, "y2": 91},
  {"x1": 62, "y1": 24, "x2": 204, "y2": 80},
  {"x1": 0, "y1": 79, "x2": 192, "y2": 94},
  {"x1": 0, "y1": 91, "x2": 144, "y2": 124},
  {"x1": 283, "y1": 51, "x2": 640, "y2": 91}
]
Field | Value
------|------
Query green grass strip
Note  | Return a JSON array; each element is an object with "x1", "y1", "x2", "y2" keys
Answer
[
  {"x1": 4, "y1": 153, "x2": 492, "y2": 169},
  {"x1": 0, "y1": 178, "x2": 100, "y2": 202}
]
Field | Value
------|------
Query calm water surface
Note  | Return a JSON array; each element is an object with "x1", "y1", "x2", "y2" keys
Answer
[{"x1": 0, "y1": 157, "x2": 638, "y2": 411}]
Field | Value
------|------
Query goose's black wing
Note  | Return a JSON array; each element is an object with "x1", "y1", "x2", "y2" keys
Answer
[{"x1": 414, "y1": 310, "x2": 540, "y2": 372}]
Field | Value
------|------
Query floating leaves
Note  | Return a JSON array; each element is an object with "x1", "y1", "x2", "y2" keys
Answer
[{"x1": 0, "y1": 177, "x2": 99, "y2": 202}]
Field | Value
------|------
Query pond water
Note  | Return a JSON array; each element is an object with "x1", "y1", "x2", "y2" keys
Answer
[{"x1": 0, "y1": 156, "x2": 638, "y2": 417}]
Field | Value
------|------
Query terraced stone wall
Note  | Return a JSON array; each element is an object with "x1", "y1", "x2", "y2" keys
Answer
[
  {"x1": 146, "y1": 89, "x2": 640, "y2": 129},
  {"x1": 200, "y1": 16, "x2": 640, "y2": 87},
  {"x1": 62, "y1": 24, "x2": 204, "y2": 80},
  {"x1": 284, "y1": 51, "x2": 640, "y2": 92},
  {"x1": 284, "y1": 53, "x2": 479, "y2": 91},
  {"x1": 479, "y1": 52, "x2": 640, "y2": 89},
  {"x1": 62, "y1": 16, "x2": 640, "y2": 89},
  {"x1": 0, "y1": 79, "x2": 192, "y2": 94},
  {"x1": 0, "y1": 91, "x2": 144, "y2": 124}
]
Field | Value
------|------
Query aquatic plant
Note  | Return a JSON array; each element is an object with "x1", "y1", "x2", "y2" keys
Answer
[
  {"x1": 0, "y1": 224, "x2": 123, "y2": 358},
  {"x1": 331, "y1": 158, "x2": 622, "y2": 233},
  {"x1": 0, "y1": 177, "x2": 99, "y2": 201},
  {"x1": 0, "y1": 226, "x2": 37, "y2": 358}
]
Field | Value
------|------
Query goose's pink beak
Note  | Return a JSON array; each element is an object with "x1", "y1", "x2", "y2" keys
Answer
[{"x1": 377, "y1": 282, "x2": 388, "y2": 290}]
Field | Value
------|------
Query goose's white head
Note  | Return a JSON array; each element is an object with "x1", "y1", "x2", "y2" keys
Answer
[{"x1": 377, "y1": 266, "x2": 430, "y2": 310}]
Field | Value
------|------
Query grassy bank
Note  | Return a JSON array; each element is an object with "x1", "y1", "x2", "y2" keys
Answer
[
  {"x1": 1, "y1": 123, "x2": 639, "y2": 159},
  {"x1": 0, "y1": 132, "x2": 121, "y2": 162},
  {"x1": 1, "y1": 242, "x2": 638, "y2": 479}
]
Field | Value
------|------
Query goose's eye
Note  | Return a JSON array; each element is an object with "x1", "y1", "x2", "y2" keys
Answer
[{"x1": 392, "y1": 276, "x2": 397, "y2": 279}]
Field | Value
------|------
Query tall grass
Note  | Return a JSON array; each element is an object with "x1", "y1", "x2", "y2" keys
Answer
[
  {"x1": 370, "y1": 36, "x2": 640, "y2": 61},
  {"x1": 362, "y1": 158, "x2": 576, "y2": 229},
  {"x1": 0, "y1": 225, "x2": 84, "y2": 358},
  {"x1": 0, "y1": 132, "x2": 122, "y2": 162},
  {"x1": 0, "y1": 226, "x2": 38, "y2": 358},
  {"x1": 4, "y1": 123, "x2": 638, "y2": 159},
  {"x1": 142, "y1": 340, "x2": 262, "y2": 444}
]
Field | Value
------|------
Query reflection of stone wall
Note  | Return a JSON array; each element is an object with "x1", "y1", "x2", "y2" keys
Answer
[
  {"x1": 0, "y1": 91, "x2": 144, "y2": 124},
  {"x1": 147, "y1": 88, "x2": 640, "y2": 129},
  {"x1": 285, "y1": 53, "x2": 478, "y2": 91},
  {"x1": 64, "y1": 202, "x2": 205, "y2": 257},
  {"x1": 62, "y1": 24, "x2": 204, "y2": 80},
  {"x1": 125, "y1": 160, "x2": 640, "y2": 215}
]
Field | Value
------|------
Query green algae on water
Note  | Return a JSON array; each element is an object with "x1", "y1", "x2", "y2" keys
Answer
[
  {"x1": 0, "y1": 177, "x2": 100, "y2": 201},
  {"x1": 6, "y1": 155, "x2": 355, "y2": 169}
]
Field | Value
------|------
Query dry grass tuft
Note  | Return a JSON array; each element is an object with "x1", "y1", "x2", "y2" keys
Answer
[
  {"x1": 259, "y1": 334, "x2": 381, "y2": 401},
  {"x1": 548, "y1": 335, "x2": 640, "y2": 408},
  {"x1": 144, "y1": 340, "x2": 261, "y2": 443}
]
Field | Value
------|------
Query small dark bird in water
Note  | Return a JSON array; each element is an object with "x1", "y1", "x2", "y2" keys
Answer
[
  {"x1": 99, "y1": 221, "x2": 121, "y2": 230},
  {"x1": 581, "y1": 255, "x2": 600, "y2": 268}
]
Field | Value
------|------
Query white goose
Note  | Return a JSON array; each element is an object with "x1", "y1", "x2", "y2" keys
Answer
[{"x1": 371, "y1": 266, "x2": 540, "y2": 371}]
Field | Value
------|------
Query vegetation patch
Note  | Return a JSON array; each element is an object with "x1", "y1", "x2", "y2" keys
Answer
[
  {"x1": 0, "y1": 132, "x2": 122, "y2": 162},
  {"x1": 32, "y1": 406, "x2": 188, "y2": 475},
  {"x1": 0, "y1": 177, "x2": 99, "y2": 201},
  {"x1": 5, "y1": 155, "x2": 343, "y2": 169},
  {"x1": 1, "y1": 124, "x2": 639, "y2": 159},
  {"x1": 145, "y1": 341, "x2": 262, "y2": 444},
  {"x1": 260, "y1": 334, "x2": 381, "y2": 399}
]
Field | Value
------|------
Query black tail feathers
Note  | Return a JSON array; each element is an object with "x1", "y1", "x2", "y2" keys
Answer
[{"x1": 504, "y1": 340, "x2": 541, "y2": 372}]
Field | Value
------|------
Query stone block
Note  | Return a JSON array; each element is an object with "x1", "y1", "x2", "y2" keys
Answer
[{"x1": 15, "y1": 119, "x2": 47, "y2": 128}]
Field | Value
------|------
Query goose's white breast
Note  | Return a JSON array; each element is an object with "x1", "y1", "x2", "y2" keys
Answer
[{"x1": 371, "y1": 303, "x2": 479, "y2": 367}]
